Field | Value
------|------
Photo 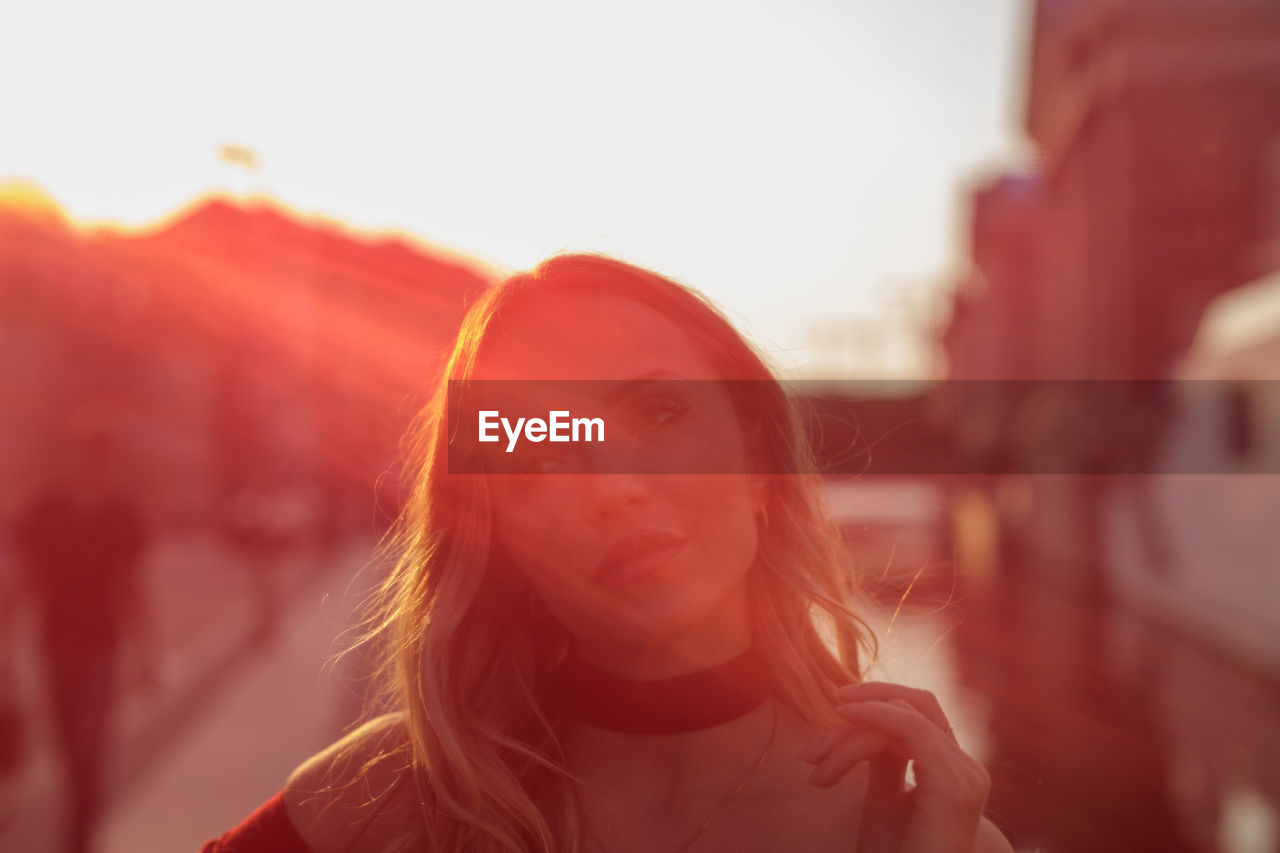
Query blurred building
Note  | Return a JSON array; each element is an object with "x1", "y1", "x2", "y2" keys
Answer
[
  {"x1": 945, "y1": 0, "x2": 1280, "y2": 382},
  {"x1": 936, "y1": 0, "x2": 1280, "y2": 662},
  {"x1": 932, "y1": 12, "x2": 1280, "y2": 847}
]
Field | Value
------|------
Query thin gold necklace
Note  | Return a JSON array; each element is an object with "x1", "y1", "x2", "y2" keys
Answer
[{"x1": 580, "y1": 697, "x2": 778, "y2": 853}]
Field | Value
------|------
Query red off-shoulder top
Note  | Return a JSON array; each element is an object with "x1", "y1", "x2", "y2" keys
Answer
[{"x1": 198, "y1": 789, "x2": 311, "y2": 852}]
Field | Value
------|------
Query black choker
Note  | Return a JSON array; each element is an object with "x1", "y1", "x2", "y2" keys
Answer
[{"x1": 554, "y1": 649, "x2": 773, "y2": 734}]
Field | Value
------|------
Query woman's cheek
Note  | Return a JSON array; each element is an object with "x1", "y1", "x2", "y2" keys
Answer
[
  {"x1": 689, "y1": 474, "x2": 757, "y2": 530},
  {"x1": 494, "y1": 507, "x2": 590, "y2": 595}
]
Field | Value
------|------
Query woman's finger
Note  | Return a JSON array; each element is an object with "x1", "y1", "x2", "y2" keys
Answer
[
  {"x1": 838, "y1": 699, "x2": 948, "y2": 758},
  {"x1": 809, "y1": 681, "x2": 956, "y2": 764},
  {"x1": 836, "y1": 682, "x2": 958, "y2": 741},
  {"x1": 807, "y1": 726, "x2": 903, "y2": 788},
  {"x1": 866, "y1": 750, "x2": 909, "y2": 799},
  {"x1": 839, "y1": 700, "x2": 991, "y2": 809},
  {"x1": 803, "y1": 721, "x2": 855, "y2": 764},
  {"x1": 805, "y1": 721, "x2": 908, "y2": 794}
]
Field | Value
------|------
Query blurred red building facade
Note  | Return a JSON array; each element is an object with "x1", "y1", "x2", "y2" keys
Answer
[
  {"x1": 936, "y1": 0, "x2": 1280, "y2": 670},
  {"x1": 944, "y1": 0, "x2": 1280, "y2": 381}
]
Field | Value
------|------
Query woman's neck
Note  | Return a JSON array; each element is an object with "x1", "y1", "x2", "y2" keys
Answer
[
  {"x1": 569, "y1": 584, "x2": 753, "y2": 680},
  {"x1": 571, "y1": 632, "x2": 752, "y2": 681},
  {"x1": 556, "y1": 645, "x2": 770, "y2": 736},
  {"x1": 562, "y1": 689, "x2": 782, "y2": 802}
]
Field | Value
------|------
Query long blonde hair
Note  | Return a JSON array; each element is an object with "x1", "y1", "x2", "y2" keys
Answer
[{"x1": 347, "y1": 254, "x2": 879, "y2": 852}]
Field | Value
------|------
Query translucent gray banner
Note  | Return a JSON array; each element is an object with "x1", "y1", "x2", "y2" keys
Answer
[{"x1": 446, "y1": 380, "x2": 1279, "y2": 475}]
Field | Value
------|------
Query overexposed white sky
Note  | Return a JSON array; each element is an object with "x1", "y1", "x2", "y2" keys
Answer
[{"x1": 1, "y1": 0, "x2": 1031, "y2": 377}]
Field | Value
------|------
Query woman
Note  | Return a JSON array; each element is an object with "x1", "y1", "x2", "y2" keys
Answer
[{"x1": 202, "y1": 254, "x2": 1014, "y2": 852}]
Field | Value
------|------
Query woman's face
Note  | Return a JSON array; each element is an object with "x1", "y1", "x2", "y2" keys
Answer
[{"x1": 472, "y1": 289, "x2": 767, "y2": 663}]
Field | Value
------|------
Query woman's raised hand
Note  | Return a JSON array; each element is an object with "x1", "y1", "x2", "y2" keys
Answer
[{"x1": 804, "y1": 682, "x2": 998, "y2": 853}]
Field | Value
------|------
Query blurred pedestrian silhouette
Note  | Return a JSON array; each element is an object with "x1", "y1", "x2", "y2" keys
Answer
[
  {"x1": 12, "y1": 424, "x2": 155, "y2": 853},
  {"x1": 221, "y1": 456, "x2": 317, "y2": 645}
]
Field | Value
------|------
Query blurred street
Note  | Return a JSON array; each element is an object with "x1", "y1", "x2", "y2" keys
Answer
[
  {"x1": 0, "y1": 529, "x2": 376, "y2": 853},
  {"x1": 847, "y1": 475, "x2": 1280, "y2": 853},
  {"x1": 3, "y1": 478, "x2": 1278, "y2": 852}
]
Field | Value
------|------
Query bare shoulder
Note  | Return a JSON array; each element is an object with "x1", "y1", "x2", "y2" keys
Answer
[
  {"x1": 284, "y1": 712, "x2": 425, "y2": 853},
  {"x1": 975, "y1": 814, "x2": 1016, "y2": 853}
]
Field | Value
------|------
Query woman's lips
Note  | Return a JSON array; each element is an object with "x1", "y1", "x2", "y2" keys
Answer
[{"x1": 594, "y1": 530, "x2": 688, "y2": 587}]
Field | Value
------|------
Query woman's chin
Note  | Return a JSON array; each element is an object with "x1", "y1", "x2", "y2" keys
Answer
[
  {"x1": 573, "y1": 590, "x2": 744, "y2": 661},
  {"x1": 579, "y1": 611, "x2": 688, "y2": 653}
]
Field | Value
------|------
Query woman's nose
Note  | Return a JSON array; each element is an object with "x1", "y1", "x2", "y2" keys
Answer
[{"x1": 580, "y1": 473, "x2": 649, "y2": 521}]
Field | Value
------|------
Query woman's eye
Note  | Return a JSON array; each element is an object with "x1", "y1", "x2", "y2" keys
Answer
[
  {"x1": 522, "y1": 455, "x2": 566, "y2": 474},
  {"x1": 639, "y1": 399, "x2": 688, "y2": 429}
]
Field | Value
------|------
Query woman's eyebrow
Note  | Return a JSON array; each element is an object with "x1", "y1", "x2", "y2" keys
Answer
[{"x1": 601, "y1": 370, "x2": 690, "y2": 407}]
